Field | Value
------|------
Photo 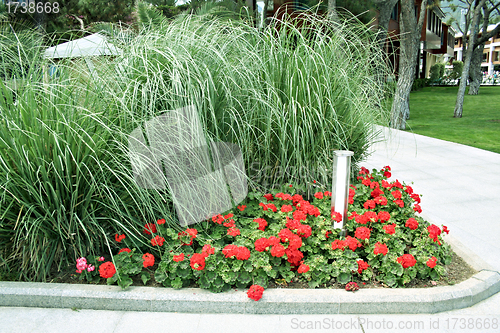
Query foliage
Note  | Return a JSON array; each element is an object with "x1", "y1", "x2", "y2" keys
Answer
[
  {"x1": 0, "y1": 12, "x2": 390, "y2": 282},
  {"x1": 451, "y1": 60, "x2": 463, "y2": 80},
  {"x1": 75, "y1": 166, "x2": 452, "y2": 292},
  {"x1": 429, "y1": 63, "x2": 445, "y2": 82},
  {"x1": 411, "y1": 78, "x2": 429, "y2": 91}
]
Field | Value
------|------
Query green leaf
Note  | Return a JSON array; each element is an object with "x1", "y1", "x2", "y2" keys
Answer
[
  {"x1": 391, "y1": 263, "x2": 404, "y2": 276},
  {"x1": 384, "y1": 273, "x2": 397, "y2": 287},
  {"x1": 338, "y1": 272, "x2": 351, "y2": 284},
  {"x1": 117, "y1": 276, "x2": 133, "y2": 289},
  {"x1": 154, "y1": 270, "x2": 168, "y2": 284},
  {"x1": 141, "y1": 271, "x2": 151, "y2": 285},
  {"x1": 171, "y1": 277, "x2": 183, "y2": 289}
]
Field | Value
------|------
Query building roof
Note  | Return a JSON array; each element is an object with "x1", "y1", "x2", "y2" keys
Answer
[{"x1": 44, "y1": 33, "x2": 122, "y2": 59}]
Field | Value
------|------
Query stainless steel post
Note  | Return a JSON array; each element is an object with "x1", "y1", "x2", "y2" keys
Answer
[{"x1": 331, "y1": 150, "x2": 354, "y2": 233}]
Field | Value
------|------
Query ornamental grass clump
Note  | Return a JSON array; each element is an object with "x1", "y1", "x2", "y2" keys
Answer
[
  {"x1": 0, "y1": 11, "x2": 390, "y2": 282},
  {"x1": 84, "y1": 166, "x2": 451, "y2": 299}
]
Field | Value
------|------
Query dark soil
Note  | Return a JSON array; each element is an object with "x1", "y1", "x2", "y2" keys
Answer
[{"x1": 47, "y1": 249, "x2": 476, "y2": 290}]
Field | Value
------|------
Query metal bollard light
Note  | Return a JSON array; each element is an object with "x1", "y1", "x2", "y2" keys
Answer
[{"x1": 331, "y1": 150, "x2": 354, "y2": 234}]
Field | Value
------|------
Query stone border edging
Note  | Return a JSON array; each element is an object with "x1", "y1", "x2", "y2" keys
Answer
[{"x1": 1, "y1": 236, "x2": 499, "y2": 314}]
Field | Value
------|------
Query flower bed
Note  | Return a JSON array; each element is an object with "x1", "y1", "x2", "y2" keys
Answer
[{"x1": 73, "y1": 166, "x2": 451, "y2": 301}]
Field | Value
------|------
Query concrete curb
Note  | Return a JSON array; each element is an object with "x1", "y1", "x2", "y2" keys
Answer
[{"x1": 1, "y1": 239, "x2": 499, "y2": 314}]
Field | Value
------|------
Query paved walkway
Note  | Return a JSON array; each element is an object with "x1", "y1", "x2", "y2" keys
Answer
[{"x1": 1, "y1": 127, "x2": 499, "y2": 333}]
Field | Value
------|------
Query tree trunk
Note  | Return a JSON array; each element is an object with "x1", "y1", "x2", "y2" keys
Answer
[
  {"x1": 454, "y1": 0, "x2": 486, "y2": 118},
  {"x1": 468, "y1": 45, "x2": 484, "y2": 95},
  {"x1": 373, "y1": 0, "x2": 399, "y2": 86},
  {"x1": 328, "y1": 0, "x2": 338, "y2": 22},
  {"x1": 389, "y1": 0, "x2": 427, "y2": 129}
]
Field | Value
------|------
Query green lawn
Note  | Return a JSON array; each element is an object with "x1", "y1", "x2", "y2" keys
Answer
[{"x1": 406, "y1": 86, "x2": 500, "y2": 154}]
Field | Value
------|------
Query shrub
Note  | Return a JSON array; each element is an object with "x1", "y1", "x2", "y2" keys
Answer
[
  {"x1": 0, "y1": 11, "x2": 390, "y2": 281},
  {"x1": 451, "y1": 61, "x2": 463, "y2": 80},
  {"x1": 429, "y1": 63, "x2": 445, "y2": 82}
]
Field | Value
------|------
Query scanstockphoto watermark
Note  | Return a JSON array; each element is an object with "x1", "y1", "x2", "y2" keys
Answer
[{"x1": 289, "y1": 316, "x2": 499, "y2": 331}]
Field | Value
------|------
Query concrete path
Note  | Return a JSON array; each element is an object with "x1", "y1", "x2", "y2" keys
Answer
[{"x1": 1, "y1": 127, "x2": 499, "y2": 333}]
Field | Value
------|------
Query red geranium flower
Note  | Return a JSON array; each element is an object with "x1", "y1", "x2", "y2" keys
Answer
[
  {"x1": 394, "y1": 199, "x2": 404, "y2": 208},
  {"x1": 345, "y1": 236, "x2": 362, "y2": 251},
  {"x1": 285, "y1": 248, "x2": 303, "y2": 266},
  {"x1": 212, "y1": 214, "x2": 224, "y2": 224},
  {"x1": 190, "y1": 253, "x2": 206, "y2": 270},
  {"x1": 142, "y1": 253, "x2": 155, "y2": 268},
  {"x1": 293, "y1": 210, "x2": 307, "y2": 221},
  {"x1": 428, "y1": 224, "x2": 442, "y2": 244},
  {"x1": 223, "y1": 219, "x2": 235, "y2": 228},
  {"x1": 324, "y1": 191, "x2": 332, "y2": 197},
  {"x1": 383, "y1": 223, "x2": 396, "y2": 235},
  {"x1": 285, "y1": 217, "x2": 301, "y2": 231},
  {"x1": 397, "y1": 254, "x2": 416, "y2": 268},
  {"x1": 288, "y1": 235, "x2": 302, "y2": 249},
  {"x1": 270, "y1": 244, "x2": 285, "y2": 257},
  {"x1": 364, "y1": 211, "x2": 378, "y2": 223},
  {"x1": 331, "y1": 210, "x2": 342, "y2": 223},
  {"x1": 297, "y1": 224, "x2": 312, "y2": 238},
  {"x1": 255, "y1": 238, "x2": 270, "y2": 252},
  {"x1": 237, "y1": 205, "x2": 247, "y2": 212},
  {"x1": 263, "y1": 193, "x2": 274, "y2": 201},
  {"x1": 297, "y1": 264, "x2": 310, "y2": 274},
  {"x1": 413, "y1": 204, "x2": 422, "y2": 213},
  {"x1": 115, "y1": 234, "x2": 126, "y2": 243},
  {"x1": 151, "y1": 235, "x2": 165, "y2": 246},
  {"x1": 331, "y1": 239, "x2": 346, "y2": 251},
  {"x1": 143, "y1": 223, "x2": 157, "y2": 235},
  {"x1": 236, "y1": 246, "x2": 251, "y2": 260},
  {"x1": 405, "y1": 218, "x2": 419, "y2": 230},
  {"x1": 442, "y1": 225, "x2": 450, "y2": 234},
  {"x1": 355, "y1": 227, "x2": 370, "y2": 240},
  {"x1": 253, "y1": 218, "x2": 268, "y2": 231},
  {"x1": 222, "y1": 244, "x2": 238, "y2": 258},
  {"x1": 268, "y1": 236, "x2": 280, "y2": 246},
  {"x1": 281, "y1": 204, "x2": 293, "y2": 213},
  {"x1": 266, "y1": 203, "x2": 278, "y2": 212},
  {"x1": 247, "y1": 285, "x2": 264, "y2": 301},
  {"x1": 118, "y1": 248, "x2": 131, "y2": 254},
  {"x1": 378, "y1": 211, "x2": 391, "y2": 222},
  {"x1": 363, "y1": 200, "x2": 376, "y2": 210},
  {"x1": 201, "y1": 244, "x2": 215, "y2": 257},
  {"x1": 426, "y1": 256, "x2": 437, "y2": 268},
  {"x1": 374, "y1": 196, "x2": 388, "y2": 206},
  {"x1": 314, "y1": 192, "x2": 324, "y2": 199},
  {"x1": 227, "y1": 227, "x2": 240, "y2": 237},
  {"x1": 373, "y1": 242, "x2": 388, "y2": 256},
  {"x1": 99, "y1": 261, "x2": 116, "y2": 279},
  {"x1": 357, "y1": 260, "x2": 370, "y2": 274},
  {"x1": 371, "y1": 188, "x2": 384, "y2": 198},
  {"x1": 173, "y1": 253, "x2": 185, "y2": 262},
  {"x1": 157, "y1": 218, "x2": 166, "y2": 225}
]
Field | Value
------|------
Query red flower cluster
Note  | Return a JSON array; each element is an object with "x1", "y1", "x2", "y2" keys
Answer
[
  {"x1": 99, "y1": 261, "x2": 116, "y2": 279},
  {"x1": 297, "y1": 264, "x2": 310, "y2": 273},
  {"x1": 345, "y1": 236, "x2": 362, "y2": 251},
  {"x1": 357, "y1": 260, "x2": 370, "y2": 274},
  {"x1": 276, "y1": 192, "x2": 293, "y2": 201},
  {"x1": 237, "y1": 205, "x2": 246, "y2": 212},
  {"x1": 377, "y1": 211, "x2": 391, "y2": 222},
  {"x1": 281, "y1": 204, "x2": 293, "y2": 213},
  {"x1": 201, "y1": 244, "x2": 215, "y2": 257},
  {"x1": 178, "y1": 228, "x2": 198, "y2": 246},
  {"x1": 427, "y1": 224, "x2": 442, "y2": 244},
  {"x1": 331, "y1": 210, "x2": 342, "y2": 223},
  {"x1": 331, "y1": 239, "x2": 346, "y2": 251},
  {"x1": 151, "y1": 235, "x2": 165, "y2": 246},
  {"x1": 397, "y1": 254, "x2": 416, "y2": 268},
  {"x1": 263, "y1": 193, "x2": 274, "y2": 201},
  {"x1": 118, "y1": 248, "x2": 131, "y2": 254},
  {"x1": 190, "y1": 253, "x2": 206, "y2": 270},
  {"x1": 345, "y1": 281, "x2": 359, "y2": 291},
  {"x1": 115, "y1": 234, "x2": 125, "y2": 243},
  {"x1": 354, "y1": 227, "x2": 370, "y2": 240},
  {"x1": 373, "y1": 242, "x2": 388, "y2": 256},
  {"x1": 222, "y1": 245, "x2": 251, "y2": 260},
  {"x1": 173, "y1": 253, "x2": 185, "y2": 262},
  {"x1": 247, "y1": 285, "x2": 264, "y2": 301},
  {"x1": 426, "y1": 256, "x2": 437, "y2": 268},
  {"x1": 143, "y1": 223, "x2": 157, "y2": 235},
  {"x1": 314, "y1": 192, "x2": 324, "y2": 199},
  {"x1": 270, "y1": 243, "x2": 286, "y2": 257},
  {"x1": 227, "y1": 227, "x2": 240, "y2": 237},
  {"x1": 405, "y1": 218, "x2": 419, "y2": 230},
  {"x1": 259, "y1": 202, "x2": 277, "y2": 212},
  {"x1": 383, "y1": 223, "x2": 396, "y2": 235},
  {"x1": 157, "y1": 218, "x2": 166, "y2": 225},
  {"x1": 143, "y1": 253, "x2": 155, "y2": 268},
  {"x1": 253, "y1": 218, "x2": 268, "y2": 231}
]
